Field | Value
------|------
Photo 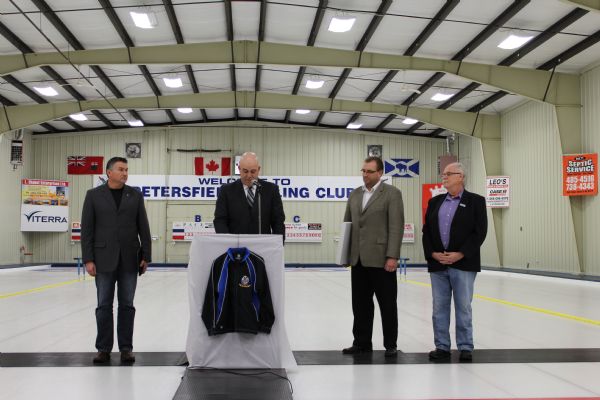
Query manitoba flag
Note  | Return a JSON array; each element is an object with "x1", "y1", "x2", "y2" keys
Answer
[
  {"x1": 194, "y1": 157, "x2": 231, "y2": 175},
  {"x1": 67, "y1": 156, "x2": 104, "y2": 175}
]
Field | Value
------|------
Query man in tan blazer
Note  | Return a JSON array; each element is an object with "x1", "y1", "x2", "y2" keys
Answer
[{"x1": 343, "y1": 156, "x2": 404, "y2": 357}]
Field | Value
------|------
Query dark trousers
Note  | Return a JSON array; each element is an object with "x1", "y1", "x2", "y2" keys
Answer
[
  {"x1": 351, "y1": 261, "x2": 398, "y2": 350},
  {"x1": 94, "y1": 261, "x2": 138, "y2": 352}
]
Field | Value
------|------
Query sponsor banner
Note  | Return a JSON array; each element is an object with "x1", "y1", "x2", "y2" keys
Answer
[
  {"x1": 172, "y1": 221, "x2": 322, "y2": 242},
  {"x1": 562, "y1": 153, "x2": 598, "y2": 196},
  {"x1": 422, "y1": 183, "x2": 447, "y2": 224},
  {"x1": 403, "y1": 223, "x2": 415, "y2": 243},
  {"x1": 95, "y1": 175, "x2": 373, "y2": 202},
  {"x1": 284, "y1": 223, "x2": 322, "y2": 243},
  {"x1": 71, "y1": 221, "x2": 81, "y2": 241},
  {"x1": 384, "y1": 159, "x2": 419, "y2": 177},
  {"x1": 486, "y1": 176, "x2": 510, "y2": 208},
  {"x1": 21, "y1": 179, "x2": 69, "y2": 232}
]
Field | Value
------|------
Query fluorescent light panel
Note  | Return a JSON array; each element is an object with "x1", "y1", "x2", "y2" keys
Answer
[
  {"x1": 402, "y1": 118, "x2": 418, "y2": 125},
  {"x1": 295, "y1": 109, "x2": 311, "y2": 114},
  {"x1": 431, "y1": 93, "x2": 454, "y2": 102},
  {"x1": 69, "y1": 113, "x2": 87, "y2": 121},
  {"x1": 163, "y1": 77, "x2": 183, "y2": 88},
  {"x1": 347, "y1": 123, "x2": 362, "y2": 129},
  {"x1": 498, "y1": 34, "x2": 534, "y2": 50},
  {"x1": 128, "y1": 119, "x2": 144, "y2": 127},
  {"x1": 33, "y1": 86, "x2": 58, "y2": 97},
  {"x1": 328, "y1": 16, "x2": 356, "y2": 33},
  {"x1": 305, "y1": 79, "x2": 324, "y2": 89},
  {"x1": 130, "y1": 10, "x2": 157, "y2": 29},
  {"x1": 177, "y1": 107, "x2": 193, "y2": 114}
]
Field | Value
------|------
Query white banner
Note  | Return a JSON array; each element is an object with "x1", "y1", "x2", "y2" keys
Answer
[
  {"x1": 172, "y1": 221, "x2": 323, "y2": 242},
  {"x1": 486, "y1": 176, "x2": 510, "y2": 208},
  {"x1": 21, "y1": 179, "x2": 69, "y2": 232},
  {"x1": 94, "y1": 175, "x2": 387, "y2": 202}
]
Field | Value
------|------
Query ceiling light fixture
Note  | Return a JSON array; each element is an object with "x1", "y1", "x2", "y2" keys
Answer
[
  {"x1": 163, "y1": 76, "x2": 183, "y2": 88},
  {"x1": 402, "y1": 118, "x2": 418, "y2": 125},
  {"x1": 127, "y1": 119, "x2": 144, "y2": 127},
  {"x1": 177, "y1": 107, "x2": 193, "y2": 114},
  {"x1": 33, "y1": 86, "x2": 58, "y2": 97},
  {"x1": 347, "y1": 122, "x2": 362, "y2": 129},
  {"x1": 431, "y1": 92, "x2": 454, "y2": 102},
  {"x1": 328, "y1": 16, "x2": 356, "y2": 33},
  {"x1": 130, "y1": 9, "x2": 158, "y2": 29},
  {"x1": 69, "y1": 113, "x2": 87, "y2": 121},
  {"x1": 295, "y1": 109, "x2": 311, "y2": 114},
  {"x1": 497, "y1": 34, "x2": 534, "y2": 50},
  {"x1": 305, "y1": 78, "x2": 325, "y2": 89}
]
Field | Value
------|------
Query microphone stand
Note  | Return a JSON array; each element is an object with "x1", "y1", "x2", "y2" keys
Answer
[{"x1": 256, "y1": 183, "x2": 262, "y2": 235}]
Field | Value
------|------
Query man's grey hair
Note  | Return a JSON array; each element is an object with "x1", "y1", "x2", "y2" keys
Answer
[{"x1": 448, "y1": 162, "x2": 467, "y2": 183}]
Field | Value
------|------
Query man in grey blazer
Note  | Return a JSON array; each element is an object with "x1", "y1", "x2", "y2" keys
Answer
[
  {"x1": 81, "y1": 157, "x2": 152, "y2": 364},
  {"x1": 342, "y1": 156, "x2": 404, "y2": 357}
]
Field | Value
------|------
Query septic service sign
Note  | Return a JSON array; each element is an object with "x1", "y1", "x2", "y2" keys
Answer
[{"x1": 562, "y1": 153, "x2": 598, "y2": 196}]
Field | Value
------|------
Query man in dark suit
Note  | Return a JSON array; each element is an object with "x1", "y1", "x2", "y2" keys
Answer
[
  {"x1": 342, "y1": 156, "x2": 404, "y2": 357},
  {"x1": 81, "y1": 157, "x2": 151, "y2": 364},
  {"x1": 214, "y1": 152, "x2": 285, "y2": 239},
  {"x1": 422, "y1": 162, "x2": 487, "y2": 362}
]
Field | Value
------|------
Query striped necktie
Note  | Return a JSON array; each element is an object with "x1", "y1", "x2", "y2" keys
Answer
[{"x1": 246, "y1": 184, "x2": 255, "y2": 208}]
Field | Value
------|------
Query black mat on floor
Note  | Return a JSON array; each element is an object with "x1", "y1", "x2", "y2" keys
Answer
[
  {"x1": 172, "y1": 368, "x2": 293, "y2": 400},
  {"x1": 0, "y1": 352, "x2": 188, "y2": 367},
  {"x1": 3, "y1": 349, "x2": 600, "y2": 367}
]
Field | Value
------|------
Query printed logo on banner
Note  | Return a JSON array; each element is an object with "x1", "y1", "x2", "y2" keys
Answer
[{"x1": 384, "y1": 159, "x2": 419, "y2": 177}]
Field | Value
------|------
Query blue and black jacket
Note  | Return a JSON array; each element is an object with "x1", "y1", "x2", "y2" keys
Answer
[{"x1": 202, "y1": 247, "x2": 275, "y2": 336}]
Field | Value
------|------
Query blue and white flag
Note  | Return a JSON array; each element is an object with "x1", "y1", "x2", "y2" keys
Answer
[{"x1": 384, "y1": 159, "x2": 420, "y2": 178}]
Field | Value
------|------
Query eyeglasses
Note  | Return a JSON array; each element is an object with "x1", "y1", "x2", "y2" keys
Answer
[
  {"x1": 440, "y1": 172, "x2": 462, "y2": 178},
  {"x1": 361, "y1": 169, "x2": 378, "y2": 174}
]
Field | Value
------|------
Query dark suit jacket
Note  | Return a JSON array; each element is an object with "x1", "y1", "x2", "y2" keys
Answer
[
  {"x1": 214, "y1": 179, "x2": 285, "y2": 238},
  {"x1": 422, "y1": 189, "x2": 487, "y2": 272},
  {"x1": 81, "y1": 184, "x2": 152, "y2": 272}
]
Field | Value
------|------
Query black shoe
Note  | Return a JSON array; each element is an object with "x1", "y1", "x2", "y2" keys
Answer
[
  {"x1": 459, "y1": 350, "x2": 472, "y2": 361},
  {"x1": 384, "y1": 348, "x2": 398, "y2": 357},
  {"x1": 428, "y1": 348, "x2": 451, "y2": 360},
  {"x1": 93, "y1": 351, "x2": 110, "y2": 364},
  {"x1": 120, "y1": 351, "x2": 136, "y2": 363},
  {"x1": 342, "y1": 345, "x2": 373, "y2": 355}
]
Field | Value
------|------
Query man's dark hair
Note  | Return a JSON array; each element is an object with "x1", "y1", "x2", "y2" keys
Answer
[
  {"x1": 364, "y1": 156, "x2": 383, "y2": 172},
  {"x1": 106, "y1": 157, "x2": 127, "y2": 171}
]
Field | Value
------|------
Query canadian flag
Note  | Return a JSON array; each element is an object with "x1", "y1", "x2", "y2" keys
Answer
[{"x1": 194, "y1": 157, "x2": 231, "y2": 175}]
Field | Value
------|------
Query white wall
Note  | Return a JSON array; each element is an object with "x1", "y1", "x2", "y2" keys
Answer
[
  {"x1": 500, "y1": 101, "x2": 580, "y2": 273},
  {"x1": 581, "y1": 64, "x2": 600, "y2": 276},
  {"x1": 9, "y1": 121, "x2": 447, "y2": 265}
]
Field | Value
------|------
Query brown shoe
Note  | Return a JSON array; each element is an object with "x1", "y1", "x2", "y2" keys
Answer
[
  {"x1": 120, "y1": 351, "x2": 136, "y2": 363},
  {"x1": 93, "y1": 351, "x2": 110, "y2": 364}
]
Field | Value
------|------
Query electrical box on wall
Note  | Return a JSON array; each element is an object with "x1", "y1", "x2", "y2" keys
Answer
[{"x1": 10, "y1": 140, "x2": 23, "y2": 166}]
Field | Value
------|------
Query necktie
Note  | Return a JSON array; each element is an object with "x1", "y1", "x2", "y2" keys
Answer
[{"x1": 246, "y1": 184, "x2": 255, "y2": 208}]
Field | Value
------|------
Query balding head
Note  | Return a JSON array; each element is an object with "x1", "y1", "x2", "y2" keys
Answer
[{"x1": 239, "y1": 152, "x2": 261, "y2": 187}]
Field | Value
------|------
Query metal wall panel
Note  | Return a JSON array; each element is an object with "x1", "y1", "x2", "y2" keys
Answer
[
  {"x1": 457, "y1": 135, "x2": 501, "y2": 267},
  {"x1": 581, "y1": 64, "x2": 600, "y2": 276},
  {"x1": 0, "y1": 130, "x2": 33, "y2": 264},
  {"x1": 501, "y1": 101, "x2": 580, "y2": 273},
  {"x1": 21, "y1": 122, "x2": 446, "y2": 265}
]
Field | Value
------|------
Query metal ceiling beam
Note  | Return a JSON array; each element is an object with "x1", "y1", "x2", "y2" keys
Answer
[
  {"x1": 560, "y1": 0, "x2": 600, "y2": 12},
  {"x1": 354, "y1": 0, "x2": 460, "y2": 129},
  {"x1": 29, "y1": 0, "x2": 143, "y2": 126},
  {"x1": 254, "y1": 0, "x2": 267, "y2": 120},
  {"x1": 224, "y1": 0, "x2": 238, "y2": 120},
  {"x1": 98, "y1": 0, "x2": 176, "y2": 125},
  {"x1": 316, "y1": 0, "x2": 392, "y2": 125},
  {"x1": 284, "y1": 0, "x2": 328, "y2": 123},
  {"x1": 163, "y1": 0, "x2": 208, "y2": 122},
  {"x1": 0, "y1": 91, "x2": 499, "y2": 138},
  {"x1": 3, "y1": 40, "x2": 580, "y2": 106}
]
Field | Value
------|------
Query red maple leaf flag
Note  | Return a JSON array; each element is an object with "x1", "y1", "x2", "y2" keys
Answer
[
  {"x1": 67, "y1": 156, "x2": 104, "y2": 175},
  {"x1": 194, "y1": 157, "x2": 231, "y2": 175}
]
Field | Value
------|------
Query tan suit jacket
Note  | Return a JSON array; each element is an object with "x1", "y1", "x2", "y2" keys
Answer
[{"x1": 344, "y1": 181, "x2": 404, "y2": 268}]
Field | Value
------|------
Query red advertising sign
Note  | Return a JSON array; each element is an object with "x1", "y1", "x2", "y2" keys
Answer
[
  {"x1": 562, "y1": 153, "x2": 598, "y2": 196},
  {"x1": 422, "y1": 183, "x2": 447, "y2": 224}
]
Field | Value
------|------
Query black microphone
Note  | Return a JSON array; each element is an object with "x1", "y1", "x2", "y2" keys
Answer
[{"x1": 252, "y1": 179, "x2": 262, "y2": 188}]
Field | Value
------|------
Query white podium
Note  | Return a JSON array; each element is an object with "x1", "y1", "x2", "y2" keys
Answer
[{"x1": 186, "y1": 234, "x2": 297, "y2": 369}]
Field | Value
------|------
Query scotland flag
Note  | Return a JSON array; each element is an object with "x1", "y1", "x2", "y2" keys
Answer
[{"x1": 384, "y1": 159, "x2": 419, "y2": 178}]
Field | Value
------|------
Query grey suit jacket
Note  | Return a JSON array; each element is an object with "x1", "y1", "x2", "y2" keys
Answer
[
  {"x1": 344, "y1": 181, "x2": 404, "y2": 268},
  {"x1": 81, "y1": 184, "x2": 152, "y2": 272}
]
